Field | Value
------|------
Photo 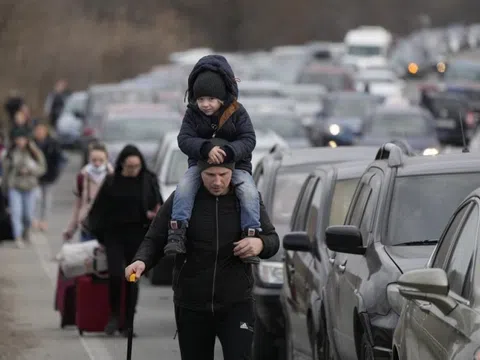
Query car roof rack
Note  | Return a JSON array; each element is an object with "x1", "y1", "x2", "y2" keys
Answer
[{"x1": 375, "y1": 142, "x2": 408, "y2": 167}]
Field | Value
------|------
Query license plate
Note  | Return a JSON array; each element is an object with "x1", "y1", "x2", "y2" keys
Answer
[{"x1": 436, "y1": 119, "x2": 456, "y2": 129}]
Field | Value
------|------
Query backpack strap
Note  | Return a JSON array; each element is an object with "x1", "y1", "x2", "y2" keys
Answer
[{"x1": 217, "y1": 100, "x2": 239, "y2": 131}]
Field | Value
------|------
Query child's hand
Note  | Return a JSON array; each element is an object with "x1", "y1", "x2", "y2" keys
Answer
[{"x1": 208, "y1": 146, "x2": 226, "y2": 164}]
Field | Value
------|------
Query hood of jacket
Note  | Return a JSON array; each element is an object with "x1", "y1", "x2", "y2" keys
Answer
[{"x1": 186, "y1": 55, "x2": 238, "y2": 104}]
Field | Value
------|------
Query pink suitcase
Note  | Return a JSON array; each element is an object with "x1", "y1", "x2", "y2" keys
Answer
[{"x1": 54, "y1": 267, "x2": 76, "y2": 328}]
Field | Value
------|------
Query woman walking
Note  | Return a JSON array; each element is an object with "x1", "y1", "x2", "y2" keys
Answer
[
  {"x1": 63, "y1": 142, "x2": 113, "y2": 242},
  {"x1": 86, "y1": 144, "x2": 162, "y2": 336},
  {"x1": 3, "y1": 128, "x2": 46, "y2": 248}
]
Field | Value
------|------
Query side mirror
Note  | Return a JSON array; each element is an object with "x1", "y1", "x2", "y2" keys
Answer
[
  {"x1": 283, "y1": 232, "x2": 311, "y2": 252},
  {"x1": 398, "y1": 268, "x2": 457, "y2": 315},
  {"x1": 325, "y1": 225, "x2": 366, "y2": 255}
]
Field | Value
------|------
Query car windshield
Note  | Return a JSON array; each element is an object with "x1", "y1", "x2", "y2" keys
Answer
[
  {"x1": 241, "y1": 88, "x2": 286, "y2": 98},
  {"x1": 326, "y1": 97, "x2": 379, "y2": 117},
  {"x1": 90, "y1": 89, "x2": 156, "y2": 116},
  {"x1": 387, "y1": 173, "x2": 480, "y2": 246},
  {"x1": 445, "y1": 63, "x2": 480, "y2": 82},
  {"x1": 103, "y1": 117, "x2": 179, "y2": 142},
  {"x1": 250, "y1": 113, "x2": 305, "y2": 138},
  {"x1": 328, "y1": 179, "x2": 360, "y2": 226},
  {"x1": 166, "y1": 149, "x2": 188, "y2": 185},
  {"x1": 347, "y1": 45, "x2": 382, "y2": 56},
  {"x1": 298, "y1": 71, "x2": 349, "y2": 90},
  {"x1": 272, "y1": 172, "x2": 310, "y2": 225},
  {"x1": 368, "y1": 112, "x2": 430, "y2": 136}
]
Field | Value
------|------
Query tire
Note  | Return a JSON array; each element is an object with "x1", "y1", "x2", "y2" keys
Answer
[
  {"x1": 360, "y1": 332, "x2": 375, "y2": 360},
  {"x1": 253, "y1": 320, "x2": 278, "y2": 360}
]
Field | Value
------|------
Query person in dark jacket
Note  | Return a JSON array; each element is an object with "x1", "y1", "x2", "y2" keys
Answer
[
  {"x1": 165, "y1": 55, "x2": 261, "y2": 264},
  {"x1": 32, "y1": 122, "x2": 66, "y2": 231},
  {"x1": 4, "y1": 90, "x2": 24, "y2": 124},
  {"x1": 125, "y1": 154, "x2": 279, "y2": 360},
  {"x1": 9, "y1": 110, "x2": 33, "y2": 142},
  {"x1": 86, "y1": 144, "x2": 162, "y2": 336},
  {"x1": 44, "y1": 79, "x2": 71, "y2": 129}
]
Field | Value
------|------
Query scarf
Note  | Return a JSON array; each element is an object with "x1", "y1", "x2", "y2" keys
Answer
[{"x1": 84, "y1": 163, "x2": 109, "y2": 184}]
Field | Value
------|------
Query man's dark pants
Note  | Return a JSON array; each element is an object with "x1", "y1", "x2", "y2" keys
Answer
[{"x1": 175, "y1": 300, "x2": 255, "y2": 360}]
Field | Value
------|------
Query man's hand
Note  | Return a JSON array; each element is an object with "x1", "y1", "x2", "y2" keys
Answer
[
  {"x1": 125, "y1": 260, "x2": 146, "y2": 281},
  {"x1": 208, "y1": 146, "x2": 226, "y2": 164},
  {"x1": 233, "y1": 237, "x2": 264, "y2": 259}
]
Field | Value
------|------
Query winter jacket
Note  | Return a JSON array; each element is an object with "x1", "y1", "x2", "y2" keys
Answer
[
  {"x1": 178, "y1": 55, "x2": 256, "y2": 173},
  {"x1": 65, "y1": 163, "x2": 114, "y2": 235},
  {"x1": 3, "y1": 142, "x2": 46, "y2": 191},
  {"x1": 133, "y1": 186, "x2": 280, "y2": 312},
  {"x1": 85, "y1": 146, "x2": 163, "y2": 243},
  {"x1": 35, "y1": 136, "x2": 65, "y2": 184}
]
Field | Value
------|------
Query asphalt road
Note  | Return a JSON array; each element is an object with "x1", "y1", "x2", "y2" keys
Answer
[{"x1": 0, "y1": 48, "x2": 479, "y2": 360}]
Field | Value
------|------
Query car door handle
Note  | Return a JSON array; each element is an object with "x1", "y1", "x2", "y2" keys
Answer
[{"x1": 328, "y1": 257, "x2": 335, "y2": 264}]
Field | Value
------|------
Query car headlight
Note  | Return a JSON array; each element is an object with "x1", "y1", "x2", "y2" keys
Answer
[
  {"x1": 387, "y1": 283, "x2": 406, "y2": 315},
  {"x1": 258, "y1": 261, "x2": 284, "y2": 285},
  {"x1": 329, "y1": 124, "x2": 341, "y2": 136},
  {"x1": 423, "y1": 148, "x2": 439, "y2": 156}
]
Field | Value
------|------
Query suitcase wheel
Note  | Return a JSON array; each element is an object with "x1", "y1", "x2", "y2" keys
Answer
[{"x1": 78, "y1": 329, "x2": 84, "y2": 336}]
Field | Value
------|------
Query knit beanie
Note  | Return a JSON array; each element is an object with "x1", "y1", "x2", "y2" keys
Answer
[
  {"x1": 197, "y1": 138, "x2": 235, "y2": 173},
  {"x1": 193, "y1": 71, "x2": 227, "y2": 101}
]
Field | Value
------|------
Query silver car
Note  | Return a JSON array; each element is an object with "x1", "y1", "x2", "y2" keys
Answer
[{"x1": 392, "y1": 186, "x2": 480, "y2": 360}]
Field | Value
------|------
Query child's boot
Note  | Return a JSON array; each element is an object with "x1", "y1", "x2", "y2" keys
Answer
[
  {"x1": 164, "y1": 220, "x2": 188, "y2": 256},
  {"x1": 240, "y1": 228, "x2": 261, "y2": 264}
]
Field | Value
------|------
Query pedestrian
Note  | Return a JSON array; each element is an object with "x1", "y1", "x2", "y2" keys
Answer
[
  {"x1": 63, "y1": 142, "x2": 113, "y2": 242},
  {"x1": 44, "y1": 79, "x2": 71, "y2": 130},
  {"x1": 2, "y1": 127, "x2": 46, "y2": 248},
  {"x1": 3, "y1": 90, "x2": 24, "y2": 124},
  {"x1": 164, "y1": 55, "x2": 261, "y2": 265},
  {"x1": 125, "y1": 143, "x2": 280, "y2": 360},
  {"x1": 9, "y1": 110, "x2": 33, "y2": 142},
  {"x1": 85, "y1": 144, "x2": 162, "y2": 336},
  {"x1": 32, "y1": 122, "x2": 66, "y2": 231}
]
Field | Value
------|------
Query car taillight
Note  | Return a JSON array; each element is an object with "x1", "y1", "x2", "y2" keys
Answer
[
  {"x1": 83, "y1": 127, "x2": 95, "y2": 137},
  {"x1": 465, "y1": 112, "x2": 476, "y2": 128}
]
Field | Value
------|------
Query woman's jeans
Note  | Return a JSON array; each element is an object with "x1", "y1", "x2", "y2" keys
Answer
[
  {"x1": 171, "y1": 166, "x2": 261, "y2": 229},
  {"x1": 8, "y1": 188, "x2": 36, "y2": 239}
]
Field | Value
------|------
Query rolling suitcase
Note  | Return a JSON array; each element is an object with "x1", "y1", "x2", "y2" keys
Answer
[
  {"x1": 54, "y1": 267, "x2": 76, "y2": 328},
  {"x1": 75, "y1": 274, "x2": 126, "y2": 335}
]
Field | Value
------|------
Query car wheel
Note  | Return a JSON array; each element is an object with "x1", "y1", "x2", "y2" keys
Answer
[
  {"x1": 253, "y1": 319, "x2": 279, "y2": 360},
  {"x1": 315, "y1": 314, "x2": 332, "y2": 360},
  {"x1": 360, "y1": 332, "x2": 375, "y2": 360}
]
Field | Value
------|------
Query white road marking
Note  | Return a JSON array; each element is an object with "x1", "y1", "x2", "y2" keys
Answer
[{"x1": 30, "y1": 233, "x2": 115, "y2": 360}]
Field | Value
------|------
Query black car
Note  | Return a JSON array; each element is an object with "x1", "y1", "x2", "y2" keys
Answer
[
  {"x1": 307, "y1": 92, "x2": 383, "y2": 147},
  {"x1": 322, "y1": 143, "x2": 480, "y2": 360},
  {"x1": 421, "y1": 91, "x2": 479, "y2": 146},
  {"x1": 281, "y1": 159, "x2": 370, "y2": 360},
  {"x1": 251, "y1": 146, "x2": 378, "y2": 359}
]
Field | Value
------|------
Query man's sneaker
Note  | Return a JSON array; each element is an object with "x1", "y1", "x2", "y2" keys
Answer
[
  {"x1": 240, "y1": 228, "x2": 261, "y2": 264},
  {"x1": 104, "y1": 315, "x2": 120, "y2": 336},
  {"x1": 164, "y1": 220, "x2": 187, "y2": 256}
]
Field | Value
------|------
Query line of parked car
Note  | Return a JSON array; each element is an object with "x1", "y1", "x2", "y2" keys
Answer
[
  {"x1": 50, "y1": 21, "x2": 480, "y2": 359},
  {"x1": 257, "y1": 141, "x2": 480, "y2": 360}
]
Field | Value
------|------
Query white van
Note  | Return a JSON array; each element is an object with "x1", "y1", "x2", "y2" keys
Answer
[{"x1": 341, "y1": 26, "x2": 393, "y2": 70}]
